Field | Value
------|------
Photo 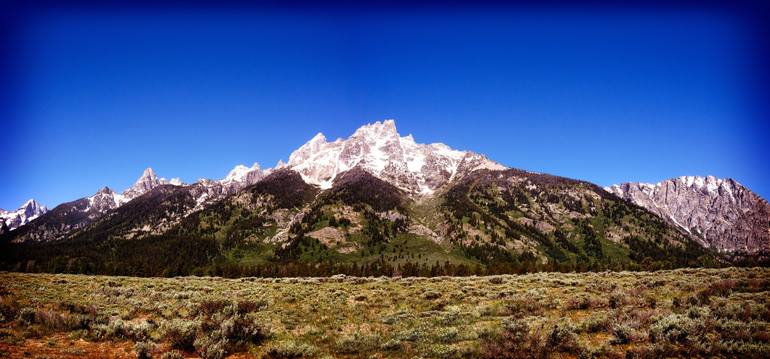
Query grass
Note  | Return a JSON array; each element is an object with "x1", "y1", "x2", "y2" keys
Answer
[{"x1": 0, "y1": 267, "x2": 768, "y2": 358}]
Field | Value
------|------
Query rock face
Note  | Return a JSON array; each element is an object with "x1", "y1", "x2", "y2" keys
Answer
[
  {"x1": 606, "y1": 176, "x2": 770, "y2": 256},
  {"x1": 0, "y1": 199, "x2": 48, "y2": 232},
  {"x1": 284, "y1": 120, "x2": 505, "y2": 195}
]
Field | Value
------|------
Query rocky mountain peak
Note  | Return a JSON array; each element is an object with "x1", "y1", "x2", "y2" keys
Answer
[
  {"x1": 122, "y1": 167, "x2": 162, "y2": 199},
  {"x1": 88, "y1": 186, "x2": 126, "y2": 213},
  {"x1": 607, "y1": 176, "x2": 769, "y2": 255},
  {"x1": 136, "y1": 167, "x2": 159, "y2": 187},
  {"x1": 286, "y1": 119, "x2": 505, "y2": 194},
  {"x1": 351, "y1": 119, "x2": 399, "y2": 140},
  {"x1": 20, "y1": 199, "x2": 47, "y2": 216},
  {"x1": 96, "y1": 186, "x2": 114, "y2": 195},
  {"x1": 219, "y1": 163, "x2": 263, "y2": 190},
  {"x1": 288, "y1": 133, "x2": 328, "y2": 165},
  {"x1": 0, "y1": 198, "x2": 48, "y2": 231}
]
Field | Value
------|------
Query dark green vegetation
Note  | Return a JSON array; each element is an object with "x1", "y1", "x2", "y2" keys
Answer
[
  {"x1": 0, "y1": 168, "x2": 731, "y2": 277},
  {"x1": 1, "y1": 268, "x2": 769, "y2": 358},
  {"x1": 439, "y1": 169, "x2": 717, "y2": 272}
]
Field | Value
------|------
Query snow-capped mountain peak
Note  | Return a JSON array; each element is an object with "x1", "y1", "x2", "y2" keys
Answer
[
  {"x1": 285, "y1": 119, "x2": 506, "y2": 194},
  {"x1": 222, "y1": 163, "x2": 262, "y2": 184},
  {"x1": 20, "y1": 199, "x2": 47, "y2": 218},
  {"x1": 351, "y1": 119, "x2": 399, "y2": 140},
  {"x1": 0, "y1": 198, "x2": 48, "y2": 231}
]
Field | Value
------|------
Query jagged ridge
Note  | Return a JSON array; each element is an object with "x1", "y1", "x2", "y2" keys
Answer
[{"x1": 607, "y1": 176, "x2": 770, "y2": 257}]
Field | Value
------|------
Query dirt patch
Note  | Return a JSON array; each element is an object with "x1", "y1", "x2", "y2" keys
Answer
[{"x1": 0, "y1": 335, "x2": 135, "y2": 359}]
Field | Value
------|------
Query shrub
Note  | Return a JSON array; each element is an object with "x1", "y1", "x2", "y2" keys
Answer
[
  {"x1": 672, "y1": 297, "x2": 681, "y2": 309},
  {"x1": 481, "y1": 317, "x2": 546, "y2": 359},
  {"x1": 160, "y1": 351, "x2": 184, "y2": 359},
  {"x1": 0, "y1": 298, "x2": 20, "y2": 323},
  {"x1": 435, "y1": 327, "x2": 459, "y2": 343},
  {"x1": 265, "y1": 340, "x2": 318, "y2": 358},
  {"x1": 196, "y1": 299, "x2": 229, "y2": 316},
  {"x1": 58, "y1": 302, "x2": 97, "y2": 316},
  {"x1": 546, "y1": 321, "x2": 579, "y2": 353},
  {"x1": 649, "y1": 314, "x2": 697, "y2": 344},
  {"x1": 380, "y1": 338, "x2": 402, "y2": 351},
  {"x1": 219, "y1": 314, "x2": 265, "y2": 347},
  {"x1": 608, "y1": 293, "x2": 623, "y2": 309},
  {"x1": 396, "y1": 328, "x2": 422, "y2": 342},
  {"x1": 134, "y1": 341, "x2": 154, "y2": 359},
  {"x1": 566, "y1": 294, "x2": 602, "y2": 310},
  {"x1": 506, "y1": 299, "x2": 544, "y2": 318},
  {"x1": 163, "y1": 319, "x2": 199, "y2": 351},
  {"x1": 427, "y1": 344, "x2": 460, "y2": 358},
  {"x1": 709, "y1": 279, "x2": 736, "y2": 297},
  {"x1": 713, "y1": 301, "x2": 768, "y2": 321},
  {"x1": 610, "y1": 323, "x2": 632, "y2": 345},
  {"x1": 437, "y1": 311, "x2": 461, "y2": 326},
  {"x1": 33, "y1": 310, "x2": 66, "y2": 332},
  {"x1": 687, "y1": 306, "x2": 710, "y2": 320},
  {"x1": 65, "y1": 312, "x2": 106, "y2": 331},
  {"x1": 101, "y1": 319, "x2": 130, "y2": 339},
  {"x1": 194, "y1": 334, "x2": 227, "y2": 359},
  {"x1": 236, "y1": 300, "x2": 264, "y2": 314},
  {"x1": 335, "y1": 332, "x2": 380, "y2": 354},
  {"x1": 17, "y1": 307, "x2": 36, "y2": 325},
  {"x1": 579, "y1": 313, "x2": 609, "y2": 333},
  {"x1": 646, "y1": 297, "x2": 657, "y2": 309}
]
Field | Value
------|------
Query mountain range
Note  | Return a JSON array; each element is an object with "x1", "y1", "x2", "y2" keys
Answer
[{"x1": 2, "y1": 120, "x2": 767, "y2": 276}]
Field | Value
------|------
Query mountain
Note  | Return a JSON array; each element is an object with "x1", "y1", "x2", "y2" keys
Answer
[
  {"x1": 606, "y1": 176, "x2": 770, "y2": 259},
  {"x1": 2, "y1": 120, "x2": 766, "y2": 276},
  {"x1": 4, "y1": 164, "x2": 715, "y2": 276},
  {"x1": 0, "y1": 199, "x2": 48, "y2": 232},
  {"x1": 63, "y1": 165, "x2": 266, "y2": 242},
  {"x1": 4, "y1": 168, "x2": 171, "y2": 242},
  {"x1": 4, "y1": 163, "x2": 266, "y2": 243},
  {"x1": 284, "y1": 119, "x2": 505, "y2": 195}
]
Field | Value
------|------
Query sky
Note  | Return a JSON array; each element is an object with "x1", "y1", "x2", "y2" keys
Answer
[{"x1": 2, "y1": 3, "x2": 768, "y2": 210}]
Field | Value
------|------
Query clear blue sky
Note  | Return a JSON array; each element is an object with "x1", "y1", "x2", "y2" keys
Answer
[{"x1": 2, "y1": 5, "x2": 768, "y2": 210}]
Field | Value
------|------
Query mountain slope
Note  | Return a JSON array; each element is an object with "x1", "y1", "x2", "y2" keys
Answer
[
  {"x1": 607, "y1": 176, "x2": 770, "y2": 259},
  {"x1": 171, "y1": 168, "x2": 320, "y2": 251},
  {"x1": 425, "y1": 169, "x2": 714, "y2": 271}
]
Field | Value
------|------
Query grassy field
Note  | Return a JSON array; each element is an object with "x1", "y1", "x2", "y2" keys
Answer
[{"x1": 0, "y1": 268, "x2": 769, "y2": 358}]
